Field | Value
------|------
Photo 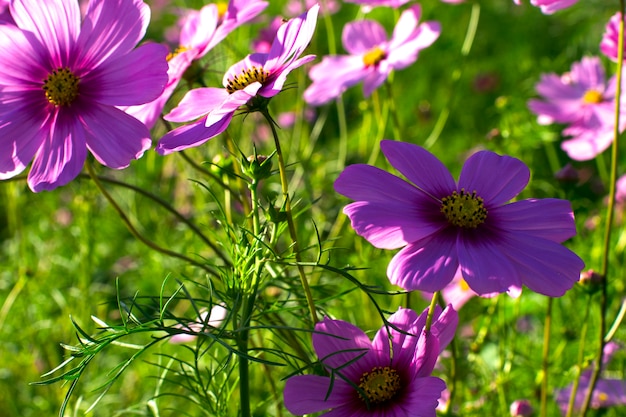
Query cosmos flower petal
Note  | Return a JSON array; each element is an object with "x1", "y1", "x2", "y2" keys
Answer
[
  {"x1": 380, "y1": 140, "x2": 456, "y2": 199},
  {"x1": 205, "y1": 84, "x2": 261, "y2": 127},
  {"x1": 399, "y1": 376, "x2": 446, "y2": 416},
  {"x1": 10, "y1": 0, "x2": 80, "y2": 66},
  {"x1": 0, "y1": 21, "x2": 48, "y2": 85},
  {"x1": 313, "y1": 317, "x2": 372, "y2": 380},
  {"x1": 430, "y1": 305, "x2": 458, "y2": 353},
  {"x1": 83, "y1": 42, "x2": 168, "y2": 106},
  {"x1": 180, "y1": 4, "x2": 219, "y2": 55},
  {"x1": 489, "y1": 199, "x2": 577, "y2": 242},
  {"x1": 304, "y1": 55, "x2": 368, "y2": 105},
  {"x1": 387, "y1": 20, "x2": 441, "y2": 70},
  {"x1": 0, "y1": 103, "x2": 45, "y2": 179},
  {"x1": 342, "y1": 20, "x2": 387, "y2": 55},
  {"x1": 387, "y1": 233, "x2": 459, "y2": 292},
  {"x1": 390, "y1": 4, "x2": 422, "y2": 47},
  {"x1": 371, "y1": 308, "x2": 420, "y2": 368},
  {"x1": 283, "y1": 375, "x2": 354, "y2": 415},
  {"x1": 413, "y1": 330, "x2": 441, "y2": 378},
  {"x1": 561, "y1": 127, "x2": 614, "y2": 161},
  {"x1": 207, "y1": 0, "x2": 269, "y2": 54},
  {"x1": 156, "y1": 115, "x2": 233, "y2": 155},
  {"x1": 83, "y1": 104, "x2": 151, "y2": 169},
  {"x1": 76, "y1": 0, "x2": 150, "y2": 69},
  {"x1": 261, "y1": 53, "x2": 317, "y2": 97},
  {"x1": 164, "y1": 88, "x2": 230, "y2": 123},
  {"x1": 458, "y1": 234, "x2": 523, "y2": 296},
  {"x1": 28, "y1": 113, "x2": 87, "y2": 192},
  {"x1": 459, "y1": 151, "x2": 530, "y2": 206},
  {"x1": 499, "y1": 233, "x2": 583, "y2": 297}
]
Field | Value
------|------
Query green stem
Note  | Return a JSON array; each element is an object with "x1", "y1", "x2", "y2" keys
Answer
[
  {"x1": 424, "y1": 291, "x2": 440, "y2": 332},
  {"x1": 566, "y1": 296, "x2": 591, "y2": 417},
  {"x1": 261, "y1": 110, "x2": 318, "y2": 325},
  {"x1": 579, "y1": 2, "x2": 624, "y2": 415},
  {"x1": 540, "y1": 297, "x2": 553, "y2": 417}
]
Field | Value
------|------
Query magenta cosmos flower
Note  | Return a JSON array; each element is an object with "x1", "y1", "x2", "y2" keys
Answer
[
  {"x1": 344, "y1": 0, "x2": 409, "y2": 9},
  {"x1": 125, "y1": 0, "x2": 268, "y2": 129},
  {"x1": 156, "y1": 5, "x2": 318, "y2": 155},
  {"x1": 0, "y1": 0, "x2": 168, "y2": 192},
  {"x1": 528, "y1": 56, "x2": 625, "y2": 161},
  {"x1": 283, "y1": 305, "x2": 458, "y2": 416},
  {"x1": 304, "y1": 5, "x2": 438, "y2": 106},
  {"x1": 601, "y1": 12, "x2": 626, "y2": 62},
  {"x1": 513, "y1": 0, "x2": 577, "y2": 14},
  {"x1": 334, "y1": 140, "x2": 584, "y2": 297}
]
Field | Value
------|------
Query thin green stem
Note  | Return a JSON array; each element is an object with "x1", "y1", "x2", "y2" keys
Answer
[
  {"x1": 579, "y1": 2, "x2": 624, "y2": 415},
  {"x1": 84, "y1": 162, "x2": 220, "y2": 278},
  {"x1": 540, "y1": 297, "x2": 553, "y2": 417},
  {"x1": 424, "y1": 291, "x2": 440, "y2": 332},
  {"x1": 385, "y1": 79, "x2": 402, "y2": 141},
  {"x1": 565, "y1": 296, "x2": 591, "y2": 417},
  {"x1": 261, "y1": 110, "x2": 318, "y2": 325}
]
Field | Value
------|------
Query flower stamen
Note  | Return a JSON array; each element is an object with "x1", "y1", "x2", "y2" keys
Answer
[
  {"x1": 225, "y1": 66, "x2": 269, "y2": 94},
  {"x1": 43, "y1": 68, "x2": 79, "y2": 106},
  {"x1": 363, "y1": 46, "x2": 386, "y2": 67},
  {"x1": 583, "y1": 89, "x2": 603, "y2": 104},
  {"x1": 441, "y1": 188, "x2": 487, "y2": 229},
  {"x1": 167, "y1": 46, "x2": 190, "y2": 61},
  {"x1": 358, "y1": 366, "x2": 401, "y2": 405}
]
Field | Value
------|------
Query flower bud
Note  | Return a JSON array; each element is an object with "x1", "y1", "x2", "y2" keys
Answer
[{"x1": 510, "y1": 399, "x2": 533, "y2": 416}]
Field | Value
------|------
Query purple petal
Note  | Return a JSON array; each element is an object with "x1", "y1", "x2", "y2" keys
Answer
[
  {"x1": 457, "y1": 232, "x2": 523, "y2": 295},
  {"x1": 0, "y1": 24, "x2": 49, "y2": 85},
  {"x1": 165, "y1": 88, "x2": 230, "y2": 123},
  {"x1": 283, "y1": 375, "x2": 354, "y2": 415},
  {"x1": 83, "y1": 104, "x2": 151, "y2": 168},
  {"x1": 10, "y1": 0, "x2": 80, "y2": 67},
  {"x1": 76, "y1": 0, "x2": 150, "y2": 70},
  {"x1": 179, "y1": 5, "x2": 218, "y2": 55},
  {"x1": 499, "y1": 233, "x2": 584, "y2": 297},
  {"x1": 561, "y1": 126, "x2": 614, "y2": 161},
  {"x1": 458, "y1": 150, "x2": 530, "y2": 207},
  {"x1": 207, "y1": 0, "x2": 269, "y2": 54},
  {"x1": 342, "y1": 20, "x2": 387, "y2": 55},
  {"x1": 28, "y1": 111, "x2": 87, "y2": 192},
  {"x1": 304, "y1": 55, "x2": 368, "y2": 106},
  {"x1": 413, "y1": 330, "x2": 440, "y2": 378},
  {"x1": 430, "y1": 305, "x2": 458, "y2": 352},
  {"x1": 313, "y1": 317, "x2": 372, "y2": 381},
  {"x1": 261, "y1": 53, "x2": 317, "y2": 98},
  {"x1": 156, "y1": 115, "x2": 232, "y2": 155},
  {"x1": 371, "y1": 308, "x2": 419, "y2": 370},
  {"x1": 389, "y1": 5, "x2": 422, "y2": 47},
  {"x1": 362, "y1": 65, "x2": 390, "y2": 97},
  {"x1": 399, "y1": 376, "x2": 446, "y2": 416},
  {"x1": 380, "y1": 140, "x2": 456, "y2": 199},
  {"x1": 489, "y1": 199, "x2": 577, "y2": 243},
  {"x1": 387, "y1": 20, "x2": 440, "y2": 70},
  {"x1": 205, "y1": 84, "x2": 259, "y2": 127},
  {"x1": 387, "y1": 232, "x2": 459, "y2": 292},
  {"x1": 82, "y1": 42, "x2": 168, "y2": 106}
]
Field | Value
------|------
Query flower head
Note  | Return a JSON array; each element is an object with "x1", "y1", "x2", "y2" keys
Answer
[
  {"x1": 125, "y1": 0, "x2": 268, "y2": 129},
  {"x1": 528, "y1": 56, "x2": 625, "y2": 161},
  {"x1": 304, "y1": 5, "x2": 439, "y2": 106},
  {"x1": 510, "y1": 399, "x2": 534, "y2": 416},
  {"x1": 0, "y1": 0, "x2": 169, "y2": 192},
  {"x1": 334, "y1": 140, "x2": 584, "y2": 297},
  {"x1": 601, "y1": 12, "x2": 626, "y2": 63},
  {"x1": 156, "y1": 4, "x2": 318, "y2": 155},
  {"x1": 283, "y1": 306, "x2": 458, "y2": 416}
]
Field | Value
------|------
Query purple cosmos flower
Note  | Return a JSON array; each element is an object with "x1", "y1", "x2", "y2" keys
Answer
[
  {"x1": 528, "y1": 56, "x2": 625, "y2": 161},
  {"x1": 513, "y1": 0, "x2": 577, "y2": 14},
  {"x1": 0, "y1": 0, "x2": 168, "y2": 192},
  {"x1": 156, "y1": 5, "x2": 318, "y2": 155},
  {"x1": 304, "y1": 5, "x2": 439, "y2": 106},
  {"x1": 125, "y1": 0, "x2": 268, "y2": 129},
  {"x1": 334, "y1": 140, "x2": 584, "y2": 297},
  {"x1": 555, "y1": 342, "x2": 626, "y2": 415},
  {"x1": 601, "y1": 12, "x2": 626, "y2": 63},
  {"x1": 283, "y1": 305, "x2": 458, "y2": 416}
]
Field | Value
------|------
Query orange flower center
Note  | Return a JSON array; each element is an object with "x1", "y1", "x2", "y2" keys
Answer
[
  {"x1": 225, "y1": 66, "x2": 269, "y2": 94},
  {"x1": 583, "y1": 89, "x2": 603, "y2": 104},
  {"x1": 358, "y1": 366, "x2": 401, "y2": 405},
  {"x1": 43, "y1": 67, "x2": 79, "y2": 106},
  {"x1": 363, "y1": 46, "x2": 386, "y2": 67},
  {"x1": 441, "y1": 189, "x2": 488, "y2": 229}
]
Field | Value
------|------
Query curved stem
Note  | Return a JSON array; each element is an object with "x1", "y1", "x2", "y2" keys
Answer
[
  {"x1": 84, "y1": 162, "x2": 220, "y2": 278},
  {"x1": 579, "y1": 2, "x2": 624, "y2": 415}
]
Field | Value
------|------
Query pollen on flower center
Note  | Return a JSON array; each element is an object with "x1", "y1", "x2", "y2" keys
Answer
[
  {"x1": 167, "y1": 46, "x2": 190, "y2": 61},
  {"x1": 363, "y1": 46, "x2": 386, "y2": 67},
  {"x1": 43, "y1": 67, "x2": 79, "y2": 106},
  {"x1": 358, "y1": 366, "x2": 401, "y2": 405},
  {"x1": 583, "y1": 89, "x2": 603, "y2": 104},
  {"x1": 216, "y1": 2, "x2": 228, "y2": 18},
  {"x1": 440, "y1": 188, "x2": 488, "y2": 229},
  {"x1": 225, "y1": 66, "x2": 269, "y2": 94}
]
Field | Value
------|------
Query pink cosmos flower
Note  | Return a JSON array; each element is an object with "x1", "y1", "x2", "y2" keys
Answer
[
  {"x1": 125, "y1": 0, "x2": 268, "y2": 129},
  {"x1": 156, "y1": 5, "x2": 319, "y2": 155},
  {"x1": 528, "y1": 56, "x2": 625, "y2": 161},
  {"x1": 334, "y1": 140, "x2": 585, "y2": 297},
  {"x1": 601, "y1": 12, "x2": 626, "y2": 62},
  {"x1": 513, "y1": 0, "x2": 577, "y2": 14},
  {"x1": 169, "y1": 304, "x2": 228, "y2": 344},
  {"x1": 283, "y1": 305, "x2": 458, "y2": 416},
  {"x1": 0, "y1": 0, "x2": 168, "y2": 192},
  {"x1": 304, "y1": 5, "x2": 439, "y2": 106},
  {"x1": 285, "y1": 0, "x2": 340, "y2": 16},
  {"x1": 344, "y1": 0, "x2": 410, "y2": 9},
  {"x1": 555, "y1": 342, "x2": 626, "y2": 415},
  {"x1": 617, "y1": 174, "x2": 626, "y2": 204}
]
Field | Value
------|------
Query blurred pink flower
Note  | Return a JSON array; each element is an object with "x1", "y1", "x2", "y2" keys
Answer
[
  {"x1": 514, "y1": 0, "x2": 577, "y2": 14},
  {"x1": 304, "y1": 5, "x2": 439, "y2": 106},
  {"x1": 0, "y1": 0, "x2": 168, "y2": 192},
  {"x1": 617, "y1": 174, "x2": 626, "y2": 204},
  {"x1": 601, "y1": 12, "x2": 626, "y2": 62},
  {"x1": 344, "y1": 0, "x2": 410, "y2": 9},
  {"x1": 334, "y1": 140, "x2": 584, "y2": 297},
  {"x1": 157, "y1": 5, "x2": 319, "y2": 154},
  {"x1": 528, "y1": 56, "x2": 625, "y2": 161},
  {"x1": 125, "y1": 0, "x2": 268, "y2": 129},
  {"x1": 285, "y1": 0, "x2": 339, "y2": 16},
  {"x1": 510, "y1": 399, "x2": 533, "y2": 416},
  {"x1": 169, "y1": 304, "x2": 228, "y2": 344},
  {"x1": 252, "y1": 16, "x2": 282, "y2": 53}
]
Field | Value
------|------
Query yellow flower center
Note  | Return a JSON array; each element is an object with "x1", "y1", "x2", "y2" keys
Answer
[
  {"x1": 441, "y1": 189, "x2": 488, "y2": 229},
  {"x1": 597, "y1": 392, "x2": 609, "y2": 404},
  {"x1": 43, "y1": 67, "x2": 79, "y2": 106},
  {"x1": 363, "y1": 46, "x2": 386, "y2": 67},
  {"x1": 358, "y1": 366, "x2": 401, "y2": 405},
  {"x1": 225, "y1": 66, "x2": 269, "y2": 94},
  {"x1": 459, "y1": 278, "x2": 471, "y2": 292},
  {"x1": 167, "y1": 46, "x2": 190, "y2": 61},
  {"x1": 216, "y1": 2, "x2": 228, "y2": 18},
  {"x1": 583, "y1": 89, "x2": 603, "y2": 104}
]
